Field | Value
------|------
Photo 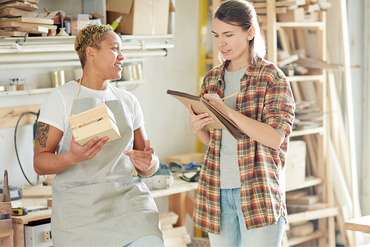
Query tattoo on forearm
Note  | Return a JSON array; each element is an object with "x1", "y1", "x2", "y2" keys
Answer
[{"x1": 36, "y1": 123, "x2": 49, "y2": 148}]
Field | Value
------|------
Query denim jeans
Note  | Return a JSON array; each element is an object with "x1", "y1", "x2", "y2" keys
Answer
[
  {"x1": 208, "y1": 188, "x2": 286, "y2": 247},
  {"x1": 125, "y1": 235, "x2": 164, "y2": 247}
]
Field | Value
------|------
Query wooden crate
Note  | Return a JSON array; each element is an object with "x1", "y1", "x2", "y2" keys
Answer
[{"x1": 69, "y1": 103, "x2": 121, "y2": 145}]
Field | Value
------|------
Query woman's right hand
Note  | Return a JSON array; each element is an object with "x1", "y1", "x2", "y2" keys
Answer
[
  {"x1": 69, "y1": 136, "x2": 109, "y2": 164},
  {"x1": 187, "y1": 104, "x2": 215, "y2": 135}
]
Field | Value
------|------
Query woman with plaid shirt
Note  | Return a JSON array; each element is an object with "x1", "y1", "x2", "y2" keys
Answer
[{"x1": 187, "y1": 1, "x2": 295, "y2": 246}]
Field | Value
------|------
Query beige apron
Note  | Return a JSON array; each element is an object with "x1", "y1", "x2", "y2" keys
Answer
[{"x1": 51, "y1": 83, "x2": 162, "y2": 246}]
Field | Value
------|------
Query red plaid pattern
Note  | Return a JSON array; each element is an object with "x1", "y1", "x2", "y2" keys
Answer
[{"x1": 193, "y1": 57, "x2": 295, "y2": 233}]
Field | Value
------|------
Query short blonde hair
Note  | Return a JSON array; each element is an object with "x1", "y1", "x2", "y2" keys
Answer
[{"x1": 75, "y1": 24, "x2": 113, "y2": 68}]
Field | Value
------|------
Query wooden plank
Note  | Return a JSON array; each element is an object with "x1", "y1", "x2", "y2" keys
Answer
[
  {"x1": 4, "y1": 25, "x2": 48, "y2": 33},
  {"x1": 288, "y1": 202, "x2": 327, "y2": 214},
  {"x1": 0, "y1": 105, "x2": 40, "y2": 128},
  {"x1": 0, "y1": 202, "x2": 11, "y2": 214},
  {"x1": 0, "y1": 0, "x2": 38, "y2": 3},
  {"x1": 287, "y1": 195, "x2": 320, "y2": 205},
  {"x1": 0, "y1": 229, "x2": 13, "y2": 247},
  {"x1": 257, "y1": 6, "x2": 288, "y2": 15},
  {"x1": 286, "y1": 176, "x2": 322, "y2": 192},
  {"x1": 253, "y1": 0, "x2": 306, "y2": 8},
  {"x1": 344, "y1": 215, "x2": 370, "y2": 234},
  {"x1": 339, "y1": 0, "x2": 362, "y2": 230},
  {"x1": 286, "y1": 190, "x2": 308, "y2": 200},
  {"x1": 0, "y1": 194, "x2": 4, "y2": 202},
  {"x1": 277, "y1": 53, "x2": 298, "y2": 67},
  {"x1": 0, "y1": 30, "x2": 27, "y2": 36},
  {"x1": 21, "y1": 186, "x2": 52, "y2": 198},
  {"x1": 288, "y1": 207, "x2": 339, "y2": 223},
  {"x1": 266, "y1": 0, "x2": 277, "y2": 63},
  {"x1": 0, "y1": 219, "x2": 12, "y2": 232},
  {"x1": 277, "y1": 28, "x2": 291, "y2": 53},
  {"x1": 288, "y1": 230, "x2": 323, "y2": 246},
  {"x1": 0, "y1": 16, "x2": 54, "y2": 25},
  {"x1": 3, "y1": 171, "x2": 10, "y2": 203},
  {"x1": 0, "y1": 21, "x2": 56, "y2": 31},
  {"x1": 0, "y1": 7, "x2": 38, "y2": 17},
  {"x1": 0, "y1": 1, "x2": 39, "y2": 11}
]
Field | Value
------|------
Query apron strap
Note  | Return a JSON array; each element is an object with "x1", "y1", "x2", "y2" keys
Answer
[{"x1": 76, "y1": 79, "x2": 122, "y2": 101}]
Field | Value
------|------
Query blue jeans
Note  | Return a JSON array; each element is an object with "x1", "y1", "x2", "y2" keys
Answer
[
  {"x1": 125, "y1": 235, "x2": 164, "y2": 247},
  {"x1": 208, "y1": 188, "x2": 286, "y2": 247}
]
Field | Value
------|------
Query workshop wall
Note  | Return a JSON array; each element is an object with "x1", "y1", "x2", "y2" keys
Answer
[{"x1": 0, "y1": 0, "x2": 200, "y2": 187}]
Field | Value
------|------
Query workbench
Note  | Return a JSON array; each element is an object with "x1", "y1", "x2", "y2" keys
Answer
[{"x1": 11, "y1": 178, "x2": 198, "y2": 246}]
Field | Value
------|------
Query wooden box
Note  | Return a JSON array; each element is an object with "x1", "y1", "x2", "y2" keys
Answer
[
  {"x1": 106, "y1": 0, "x2": 171, "y2": 35},
  {"x1": 69, "y1": 103, "x2": 120, "y2": 145}
]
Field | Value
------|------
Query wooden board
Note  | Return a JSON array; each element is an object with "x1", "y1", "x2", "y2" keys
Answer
[
  {"x1": 0, "y1": 21, "x2": 56, "y2": 30},
  {"x1": 0, "y1": 1, "x2": 39, "y2": 11},
  {"x1": 0, "y1": 202, "x2": 11, "y2": 214},
  {"x1": 344, "y1": 215, "x2": 370, "y2": 234},
  {"x1": 0, "y1": 220, "x2": 12, "y2": 232},
  {"x1": 287, "y1": 195, "x2": 320, "y2": 205},
  {"x1": 0, "y1": 7, "x2": 38, "y2": 17},
  {"x1": 21, "y1": 186, "x2": 52, "y2": 198},
  {"x1": 0, "y1": 30, "x2": 27, "y2": 36},
  {"x1": 4, "y1": 25, "x2": 48, "y2": 33},
  {"x1": 0, "y1": 0, "x2": 38, "y2": 3},
  {"x1": 0, "y1": 16, "x2": 54, "y2": 25},
  {"x1": 0, "y1": 105, "x2": 40, "y2": 128}
]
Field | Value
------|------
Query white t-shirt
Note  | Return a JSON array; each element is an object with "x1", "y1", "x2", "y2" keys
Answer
[{"x1": 38, "y1": 81, "x2": 144, "y2": 153}]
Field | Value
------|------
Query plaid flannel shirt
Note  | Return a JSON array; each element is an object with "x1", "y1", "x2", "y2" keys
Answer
[{"x1": 193, "y1": 57, "x2": 295, "y2": 233}]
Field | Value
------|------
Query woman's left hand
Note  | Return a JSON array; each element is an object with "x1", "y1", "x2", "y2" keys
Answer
[{"x1": 124, "y1": 140, "x2": 154, "y2": 172}]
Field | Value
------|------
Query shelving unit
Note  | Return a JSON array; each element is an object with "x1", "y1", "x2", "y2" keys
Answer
[
  {"x1": 0, "y1": 34, "x2": 174, "y2": 95},
  {"x1": 264, "y1": 1, "x2": 337, "y2": 246},
  {"x1": 202, "y1": 1, "x2": 337, "y2": 246}
]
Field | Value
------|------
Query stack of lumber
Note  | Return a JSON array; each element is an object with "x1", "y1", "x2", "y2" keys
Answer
[
  {"x1": 0, "y1": 0, "x2": 56, "y2": 37},
  {"x1": 254, "y1": 0, "x2": 333, "y2": 75},
  {"x1": 293, "y1": 101, "x2": 322, "y2": 131},
  {"x1": 159, "y1": 212, "x2": 191, "y2": 247},
  {"x1": 254, "y1": 0, "x2": 332, "y2": 24},
  {"x1": 0, "y1": 170, "x2": 14, "y2": 246},
  {"x1": 286, "y1": 189, "x2": 326, "y2": 214}
]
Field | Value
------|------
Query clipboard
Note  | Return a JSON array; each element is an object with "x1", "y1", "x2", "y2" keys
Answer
[{"x1": 167, "y1": 90, "x2": 244, "y2": 139}]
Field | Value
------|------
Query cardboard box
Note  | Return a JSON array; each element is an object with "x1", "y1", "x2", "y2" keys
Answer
[
  {"x1": 106, "y1": 0, "x2": 172, "y2": 35},
  {"x1": 277, "y1": 8, "x2": 305, "y2": 22},
  {"x1": 286, "y1": 140, "x2": 306, "y2": 189},
  {"x1": 69, "y1": 103, "x2": 121, "y2": 145}
]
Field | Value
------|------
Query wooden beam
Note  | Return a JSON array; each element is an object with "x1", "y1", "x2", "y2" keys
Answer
[{"x1": 0, "y1": 105, "x2": 40, "y2": 129}]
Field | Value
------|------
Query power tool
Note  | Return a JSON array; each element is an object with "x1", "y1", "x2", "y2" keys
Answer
[{"x1": 11, "y1": 206, "x2": 48, "y2": 216}]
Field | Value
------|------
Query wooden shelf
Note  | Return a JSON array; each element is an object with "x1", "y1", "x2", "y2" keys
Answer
[
  {"x1": 0, "y1": 80, "x2": 145, "y2": 97},
  {"x1": 287, "y1": 75, "x2": 325, "y2": 82},
  {"x1": 0, "y1": 88, "x2": 53, "y2": 96},
  {"x1": 151, "y1": 177, "x2": 198, "y2": 199},
  {"x1": 288, "y1": 230, "x2": 323, "y2": 246},
  {"x1": 286, "y1": 176, "x2": 322, "y2": 192},
  {"x1": 288, "y1": 207, "x2": 339, "y2": 224},
  {"x1": 276, "y1": 22, "x2": 325, "y2": 29},
  {"x1": 291, "y1": 127, "x2": 324, "y2": 137}
]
